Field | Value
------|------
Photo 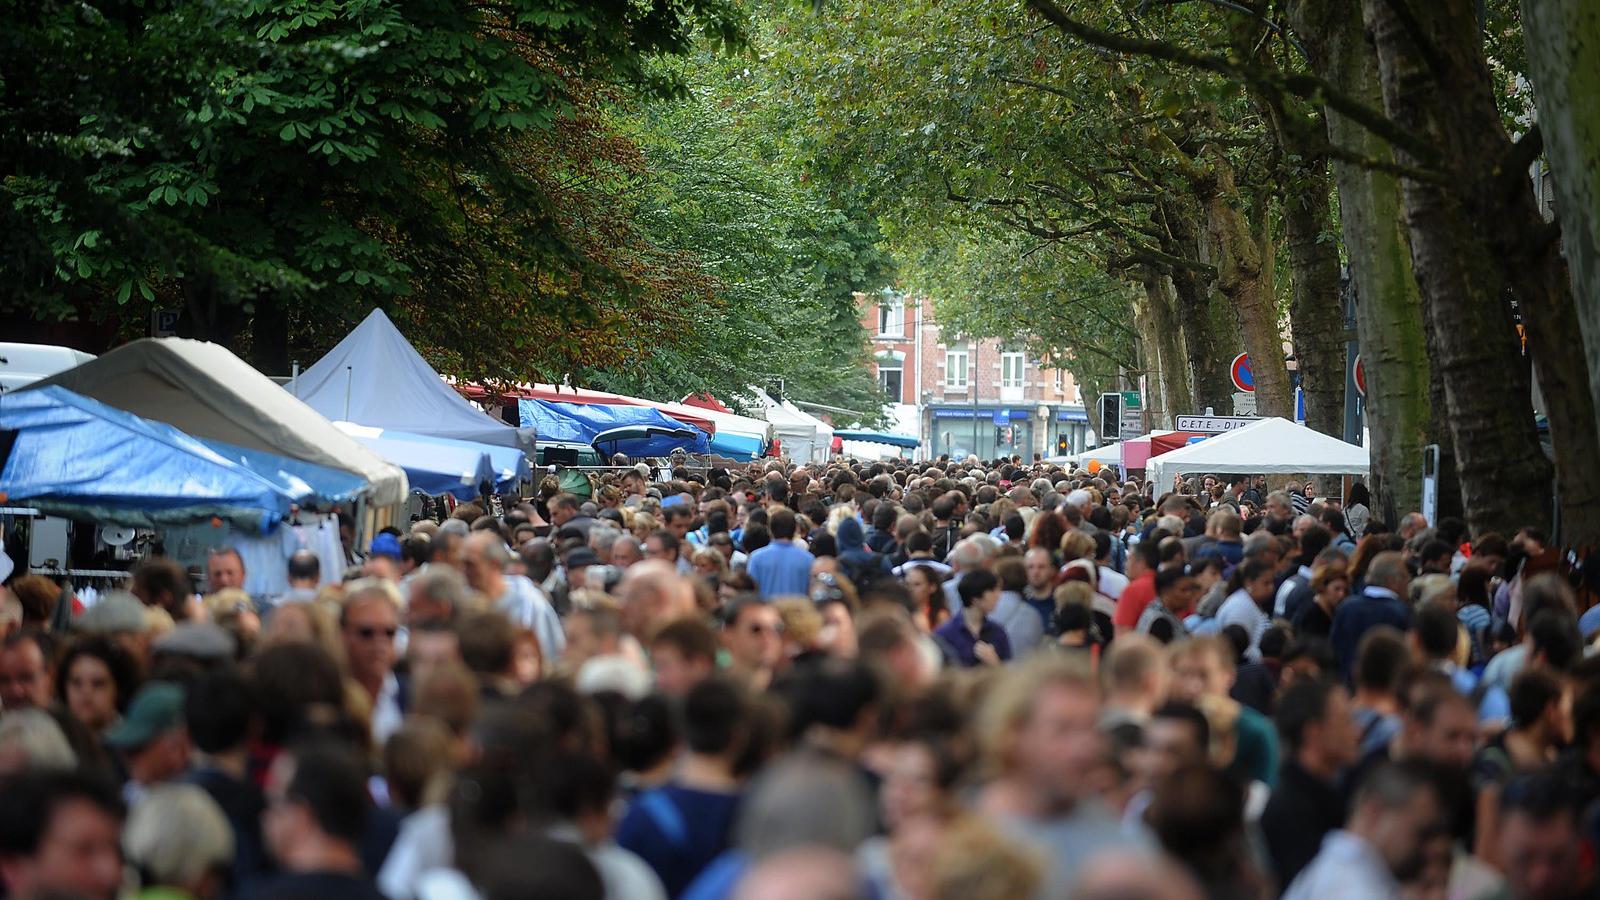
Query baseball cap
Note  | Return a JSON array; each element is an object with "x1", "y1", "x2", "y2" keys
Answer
[
  {"x1": 105, "y1": 682, "x2": 186, "y2": 749},
  {"x1": 369, "y1": 533, "x2": 402, "y2": 560}
]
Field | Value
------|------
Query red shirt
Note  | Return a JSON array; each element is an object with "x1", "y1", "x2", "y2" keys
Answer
[{"x1": 1113, "y1": 571, "x2": 1157, "y2": 630}]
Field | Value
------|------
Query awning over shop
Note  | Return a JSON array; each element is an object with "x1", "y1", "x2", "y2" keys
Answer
[{"x1": 0, "y1": 387, "x2": 341, "y2": 532}]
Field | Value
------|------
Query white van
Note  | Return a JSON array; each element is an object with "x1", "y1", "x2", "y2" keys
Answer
[{"x1": 0, "y1": 342, "x2": 95, "y2": 392}]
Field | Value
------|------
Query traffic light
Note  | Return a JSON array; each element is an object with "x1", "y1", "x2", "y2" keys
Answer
[
  {"x1": 1099, "y1": 393, "x2": 1122, "y2": 441},
  {"x1": 1057, "y1": 435, "x2": 1069, "y2": 454}
]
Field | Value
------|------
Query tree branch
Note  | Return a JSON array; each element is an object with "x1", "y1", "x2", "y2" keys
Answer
[{"x1": 1024, "y1": 0, "x2": 1438, "y2": 164}]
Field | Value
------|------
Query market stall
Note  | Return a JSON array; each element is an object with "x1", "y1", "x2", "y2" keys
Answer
[
  {"x1": 22, "y1": 338, "x2": 408, "y2": 506},
  {"x1": 0, "y1": 387, "x2": 352, "y2": 532},
  {"x1": 518, "y1": 399, "x2": 710, "y2": 457},
  {"x1": 833, "y1": 429, "x2": 920, "y2": 458},
  {"x1": 1145, "y1": 417, "x2": 1370, "y2": 487},
  {"x1": 332, "y1": 423, "x2": 497, "y2": 500},
  {"x1": 290, "y1": 308, "x2": 533, "y2": 450}
]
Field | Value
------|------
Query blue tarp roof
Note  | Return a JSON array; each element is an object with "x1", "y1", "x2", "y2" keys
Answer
[
  {"x1": 519, "y1": 399, "x2": 709, "y2": 457},
  {"x1": 336, "y1": 423, "x2": 529, "y2": 497},
  {"x1": 338, "y1": 428, "x2": 494, "y2": 500},
  {"x1": 709, "y1": 430, "x2": 763, "y2": 461},
  {"x1": 0, "y1": 387, "x2": 339, "y2": 532},
  {"x1": 834, "y1": 429, "x2": 921, "y2": 450}
]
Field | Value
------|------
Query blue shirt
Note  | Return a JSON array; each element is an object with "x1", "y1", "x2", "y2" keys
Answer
[
  {"x1": 616, "y1": 784, "x2": 741, "y2": 898},
  {"x1": 1330, "y1": 587, "x2": 1411, "y2": 679},
  {"x1": 933, "y1": 614, "x2": 1013, "y2": 667},
  {"x1": 746, "y1": 542, "x2": 815, "y2": 599}
]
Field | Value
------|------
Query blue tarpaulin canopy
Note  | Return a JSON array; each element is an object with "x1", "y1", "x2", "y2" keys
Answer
[
  {"x1": 333, "y1": 423, "x2": 497, "y2": 500},
  {"x1": 519, "y1": 400, "x2": 709, "y2": 457},
  {"x1": 709, "y1": 430, "x2": 763, "y2": 461},
  {"x1": 833, "y1": 429, "x2": 921, "y2": 450},
  {"x1": 0, "y1": 387, "x2": 346, "y2": 532},
  {"x1": 335, "y1": 422, "x2": 529, "y2": 496}
]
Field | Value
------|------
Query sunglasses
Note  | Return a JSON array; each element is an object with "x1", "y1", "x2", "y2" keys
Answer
[{"x1": 352, "y1": 626, "x2": 398, "y2": 640}]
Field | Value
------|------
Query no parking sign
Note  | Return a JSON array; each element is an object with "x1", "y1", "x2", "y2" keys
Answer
[{"x1": 1230, "y1": 353, "x2": 1254, "y2": 393}]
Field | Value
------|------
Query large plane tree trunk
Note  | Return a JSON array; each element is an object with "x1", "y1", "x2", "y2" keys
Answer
[
  {"x1": 1362, "y1": 0, "x2": 1557, "y2": 537},
  {"x1": 1289, "y1": 0, "x2": 1433, "y2": 523}
]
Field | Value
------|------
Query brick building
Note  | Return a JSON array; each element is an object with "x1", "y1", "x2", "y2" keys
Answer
[{"x1": 860, "y1": 291, "x2": 1091, "y2": 460}]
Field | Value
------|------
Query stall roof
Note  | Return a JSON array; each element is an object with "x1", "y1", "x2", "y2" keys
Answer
[
  {"x1": 1147, "y1": 418, "x2": 1369, "y2": 486},
  {"x1": 0, "y1": 387, "x2": 335, "y2": 532},
  {"x1": 517, "y1": 399, "x2": 709, "y2": 456},
  {"x1": 334, "y1": 424, "x2": 492, "y2": 500},
  {"x1": 833, "y1": 429, "x2": 920, "y2": 450},
  {"x1": 23, "y1": 338, "x2": 407, "y2": 506},
  {"x1": 464, "y1": 383, "x2": 719, "y2": 435},
  {"x1": 290, "y1": 308, "x2": 531, "y2": 450}
]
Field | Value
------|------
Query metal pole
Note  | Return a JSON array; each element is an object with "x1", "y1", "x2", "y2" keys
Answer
[
  {"x1": 971, "y1": 349, "x2": 979, "y2": 460},
  {"x1": 290, "y1": 360, "x2": 300, "y2": 398},
  {"x1": 344, "y1": 365, "x2": 353, "y2": 422}
]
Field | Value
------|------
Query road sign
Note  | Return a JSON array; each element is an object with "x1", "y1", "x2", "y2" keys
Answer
[
  {"x1": 1229, "y1": 353, "x2": 1254, "y2": 393},
  {"x1": 1233, "y1": 391, "x2": 1257, "y2": 416},
  {"x1": 1175, "y1": 415, "x2": 1257, "y2": 434},
  {"x1": 1353, "y1": 354, "x2": 1367, "y2": 397},
  {"x1": 150, "y1": 309, "x2": 179, "y2": 338},
  {"x1": 1121, "y1": 390, "x2": 1142, "y2": 409}
]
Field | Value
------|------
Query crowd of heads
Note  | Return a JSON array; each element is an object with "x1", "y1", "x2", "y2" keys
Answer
[{"x1": 0, "y1": 454, "x2": 1594, "y2": 900}]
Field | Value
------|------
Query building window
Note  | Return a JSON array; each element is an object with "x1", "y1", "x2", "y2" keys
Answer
[
  {"x1": 1002, "y1": 352, "x2": 1025, "y2": 389},
  {"x1": 877, "y1": 296, "x2": 904, "y2": 337},
  {"x1": 945, "y1": 351, "x2": 969, "y2": 390},
  {"x1": 878, "y1": 364, "x2": 903, "y2": 403}
]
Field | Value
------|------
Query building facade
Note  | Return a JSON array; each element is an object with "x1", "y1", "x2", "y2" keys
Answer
[{"x1": 861, "y1": 292, "x2": 1091, "y2": 460}]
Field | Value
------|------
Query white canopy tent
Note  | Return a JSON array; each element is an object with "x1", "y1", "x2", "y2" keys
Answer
[
  {"x1": 1147, "y1": 417, "x2": 1369, "y2": 487},
  {"x1": 1075, "y1": 442, "x2": 1124, "y2": 467},
  {"x1": 749, "y1": 388, "x2": 821, "y2": 463},
  {"x1": 782, "y1": 402, "x2": 833, "y2": 464},
  {"x1": 290, "y1": 308, "x2": 532, "y2": 450}
]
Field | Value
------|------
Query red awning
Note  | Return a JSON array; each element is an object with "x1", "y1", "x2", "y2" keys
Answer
[
  {"x1": 681, "y1": 392, "x2": 734, "y2": 414},
  {"x1": 1148, "y1": 432, "x2": 1207, "y2": 458}
]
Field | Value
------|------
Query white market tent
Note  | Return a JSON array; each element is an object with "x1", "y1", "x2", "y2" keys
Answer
[
  {"x1": 1147, "y1": 417, "x2": 1369, "y2": 487},
  {"x1": 781, "y1": 401, "x2": 833, "y2": 464},
  {"x1": 1076, "y1": 442, "x2": 1124, "y2": 467},
  {"x1": 752, "y1": 385, "x2": 825, "y2": 458},
  {"x1": 24, "y1": 338, "x2": 409, "y2": 506},
  {"x1": 290, "y1": 308, "x2": 532, "y2": 450}
]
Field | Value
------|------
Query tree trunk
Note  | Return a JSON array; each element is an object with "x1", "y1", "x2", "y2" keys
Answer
[
  {"x1": 1281, "y1": 162, "x2": 1347, "y2": 438},
  {"x1": 1141, "y1": 266, "x2": 1190, "y2": 428},
  {"x1": 1289, "y1": 0, "x2": 1432, "y2": 525},
  {"x1": 1131, "y1": 279, "x2": 1161, "y2": 435},
  {"x1": 1196, "y1": 151, "x2": 1293, "y2": 419},
  {"x1": 1362, "y1": 0, "x2": 1554, "y2": 537},
  {"x1": 1159, "y1": 197, "x2": 1235, "y2": 413},
  {"x1": 1521, "y1": 0, "x2": 1600, "y2": 544}
]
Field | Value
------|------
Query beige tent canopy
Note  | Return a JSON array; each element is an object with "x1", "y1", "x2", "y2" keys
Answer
[{"x1": 23, "y1": 338, "x2": 408, "y2": 506}]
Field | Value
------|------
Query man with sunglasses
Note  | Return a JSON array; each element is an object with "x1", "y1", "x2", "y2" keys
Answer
[
  {"x1": 339, "y1": 581, "x2": 402, "y2": 745},
  {"x1": 721, "y1": 596, "x2": 782, "y2": 690}
]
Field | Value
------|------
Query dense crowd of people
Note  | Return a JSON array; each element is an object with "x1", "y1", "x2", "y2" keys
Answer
[{"x1": 0, "y1": 456, "x2": 1593, "y2": 900}]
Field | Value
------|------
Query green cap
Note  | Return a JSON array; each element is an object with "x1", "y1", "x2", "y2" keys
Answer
[{"x1": 104, "y1": 682, "x2": 186, "y2": 749}]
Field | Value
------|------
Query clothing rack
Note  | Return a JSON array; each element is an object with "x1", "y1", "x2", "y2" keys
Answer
[{"x1": 28, "y1": 567, "x2": 131, "y2": 579}]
